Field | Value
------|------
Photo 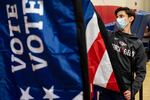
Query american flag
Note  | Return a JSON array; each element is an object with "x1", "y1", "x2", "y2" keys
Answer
[
  {"x1": 75, "y1": 0, "x2": 125, "y2": 99},
  {"x1": 86, "y1": 12, "x2": 119, "y2": 91}
]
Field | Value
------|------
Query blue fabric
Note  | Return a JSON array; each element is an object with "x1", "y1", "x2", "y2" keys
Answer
[
  {"x1": 131, "y1": 11, "x2": 150, "y2": 39},
  {"x1": 0, "y1": 0, "x2": 94, "y2": 99}
]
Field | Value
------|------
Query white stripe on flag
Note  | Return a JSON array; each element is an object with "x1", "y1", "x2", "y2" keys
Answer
[
  {"x1": 86, "y1": 12, "x2": 100, "y2": 52},
  {"x1": 93, "y1": 51, "x2": 113, "y2": 87},
  {"x1": 86, "y1": 11, "x2": 113, "y2": 88}
]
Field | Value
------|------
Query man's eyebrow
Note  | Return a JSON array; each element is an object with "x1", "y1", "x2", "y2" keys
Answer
[
  {"x1": 118, "y1": 14, "x2": 124, "y2": 16},
  {"x1": 116, "y1": 13, "x2": 124, "y2": 16}
]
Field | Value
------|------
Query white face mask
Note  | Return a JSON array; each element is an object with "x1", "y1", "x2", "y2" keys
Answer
[{"x1": 116, "y1": 17, "x2": 128, "y2": 30}]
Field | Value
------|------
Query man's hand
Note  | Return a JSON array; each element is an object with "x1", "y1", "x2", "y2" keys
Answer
[{"x1": 123, "y1": 90, "x2": 131, "y2": 100}]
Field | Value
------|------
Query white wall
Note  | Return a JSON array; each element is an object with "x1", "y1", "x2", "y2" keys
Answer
[
  {"x1": 128, "y1": 0, "x2": 144, "y2": 11},
  {"x1": 144, "y1": 0, "x2": 150, "y2": 12},
  {"x1": 92, "y1": 0, "x2": 150, "y2": 12},
  {"x1": 92, "y1": 0, "x2": 126, "y2": 6}
]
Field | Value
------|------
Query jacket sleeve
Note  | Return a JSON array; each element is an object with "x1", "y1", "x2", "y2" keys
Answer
[{"x1": 132, "y1": 41, "x2": 147, "y2": 95}]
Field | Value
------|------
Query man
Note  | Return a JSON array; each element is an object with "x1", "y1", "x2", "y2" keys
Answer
[
  {"x1": 99, "y1": 7, "x2": 147, "y2": 100},
  {"x1": 113, "y1": 7, "x2": 146, "y2": 100}
]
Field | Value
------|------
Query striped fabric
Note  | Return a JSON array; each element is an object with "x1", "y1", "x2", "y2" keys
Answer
[{"x1": 86, "y1": 12, "x2": 120, "y2": 93}]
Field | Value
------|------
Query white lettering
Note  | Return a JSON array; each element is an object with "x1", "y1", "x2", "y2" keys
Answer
[
  {"x1": 112, "y1": 44, "x2": 120, "y2": 52},
  {"x1": 29, "y1": 53, "x2": 47, "y2": 71},
  {"x1": 8, "y1": 20, "x2": 21, "y2": 36},
  {"x1": 22, "y1": 0, "x2": 43, "y2": 15},
  {"x1": 7, "y1": 1, "x2": 46, "y2": 72},
  {"x1": 6, "y1": 4, "x2": 18, "y2": 19},
  {"x1": 27, "y1": 35, "x2": 44, "y2": 53},
  {"x1": 132, "y1": 51, "x2": 135, "y2": 57},
  {"x1": 24, "y1": 16, "x2": 43, "y2": 33},
  {"x1": 10, "y1": 38, "x2": 24, "y2": 55},
  {"x1": 11, "y1": 55, "x2": 26, "y2": 73},
  {"x1": 6, "y1": 4, "x2": 20, "y2": 36}
]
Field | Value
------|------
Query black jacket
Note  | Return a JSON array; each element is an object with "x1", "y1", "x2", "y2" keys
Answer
[{"x1": 110, "y1": 31, "x2": 147, "y2": 95}]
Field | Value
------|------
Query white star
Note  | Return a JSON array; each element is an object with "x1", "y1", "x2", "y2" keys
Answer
[
  {"x1": 73, "y1": 91, "x2": 83, "y2": 100},
  {"x1": 20, "y1": 87, "x2": 34, "y2": 100},
  {"x1": 43, "y1": 86, "x2": 60, "y2": 100}
]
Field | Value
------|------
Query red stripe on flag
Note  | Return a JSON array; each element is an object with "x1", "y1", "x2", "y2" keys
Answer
[
  {"x1": 106, "y1": 72, "x2": 120, "y2": 92},
  {"x1": 94, "y1": 6, "x2": 119, "y2": 24},
  {"x1": 88, "y1": 32, "x2": 106, "y2": 83}
]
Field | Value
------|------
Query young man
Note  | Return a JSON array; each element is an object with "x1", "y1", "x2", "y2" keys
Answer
[{"x1": 99, "y1": 7, "x2": 147, "y2": 100}]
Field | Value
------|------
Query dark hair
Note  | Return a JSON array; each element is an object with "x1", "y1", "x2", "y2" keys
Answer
[{"x1": 115, "y1": 7, "x2": 135, "y2": 24}]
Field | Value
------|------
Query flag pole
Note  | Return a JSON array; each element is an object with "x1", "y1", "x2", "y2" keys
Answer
[
  {"x1": 72, "y1": 0, "x2": 91, "y2": 100},
  {"x1": 130, "y1": 45, "x2": 135, "y2": 100}
]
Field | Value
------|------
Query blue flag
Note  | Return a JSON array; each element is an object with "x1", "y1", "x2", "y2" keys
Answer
[{"x1": 0, "y1": 0, "x2": 97, "y2": 99}]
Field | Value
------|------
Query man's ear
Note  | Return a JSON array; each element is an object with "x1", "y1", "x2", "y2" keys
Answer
[{"x1": 129, "y1": 16, "x2": 134, "y2": 23}]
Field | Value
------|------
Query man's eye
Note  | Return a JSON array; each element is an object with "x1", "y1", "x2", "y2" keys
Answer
[{"x1": 120, "y1": 15, "x2": 123, "y2": 18}]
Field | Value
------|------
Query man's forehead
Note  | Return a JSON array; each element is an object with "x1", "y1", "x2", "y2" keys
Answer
[{"x1": 117, "y1": 11, "x2": 127, "y2": 16}]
